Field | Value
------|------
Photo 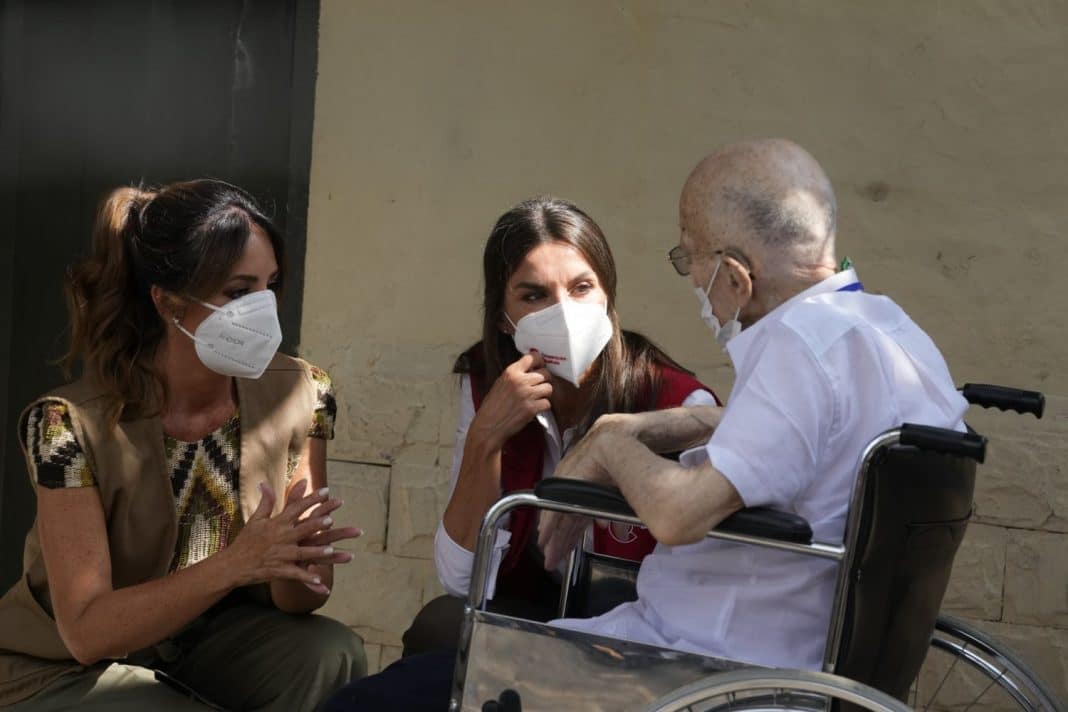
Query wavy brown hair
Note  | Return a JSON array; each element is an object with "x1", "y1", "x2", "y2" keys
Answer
[
  {"x1": 63, "y1": 179, "x2": 285, "y2": 421},
  {"x1": 455, "y1": 196, "x2": 690, "y2": 437}
]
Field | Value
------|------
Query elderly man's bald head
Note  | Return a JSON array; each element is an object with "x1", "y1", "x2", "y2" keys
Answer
[{"x1": 681, "y1": 139, "x2": 837, "y2": 281}]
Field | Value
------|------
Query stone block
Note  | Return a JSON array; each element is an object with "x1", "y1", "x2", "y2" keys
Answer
[
  {"x1": 941, "y1": 523, "x2": 1006, "y2": 619},
  {"x1": 970, "y1": 393, "x2": 1067, "y2": 532},
  {"x1": 332, "y1": 374, "x2": 456, "y2": 466},
  {"x1": 1004, "y1": 529, "x2": 1068, "y2": 627},
  {"x1": 914, "y1": 618, "x2": 1068, "y2": 710},
  {"x1": 388, "y1": 463, "x2": 452, "y2": 558},
  {"x1": 321, "y1": 550, "x2": 440, "y2": 647},
  {"x1": 327, "y1": 460, "x2": 390, "y2": 553},
  {"x1": 969, "y1": 619, "x2": 1068, "y2": 705}
]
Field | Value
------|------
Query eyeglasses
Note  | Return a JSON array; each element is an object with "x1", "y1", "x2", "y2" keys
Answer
[{"x1": 667, "y1": 245, "x2": 755, "y2": 280}]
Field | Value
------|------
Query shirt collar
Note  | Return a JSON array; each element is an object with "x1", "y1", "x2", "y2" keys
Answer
[{"x1": 724, "y1": 267, "x2": 861, "y2": 367}]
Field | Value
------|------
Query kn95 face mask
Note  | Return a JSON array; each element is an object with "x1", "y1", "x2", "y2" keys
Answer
[
  {"x1": 173, "y1": 289, "x2": 283, "y2": 379},
  {"x1": 509, "y1": 300, "x2": 612, "y2": 387}
]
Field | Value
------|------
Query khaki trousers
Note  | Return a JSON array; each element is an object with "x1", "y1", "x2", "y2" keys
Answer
[{"x1": 6, "y1": 604, "x2": 366, "y2": 712}]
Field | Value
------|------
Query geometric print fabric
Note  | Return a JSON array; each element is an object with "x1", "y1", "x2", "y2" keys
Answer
[{"x1": 22, "y1": 366, "x2": 336, "y2": 574}]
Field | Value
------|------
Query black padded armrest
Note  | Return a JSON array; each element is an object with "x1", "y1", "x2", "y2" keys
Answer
[
  {"x1": 534, "y1": 478, "x2": 636, "y2": 516},
  {"x1": 533, "y1": 478, "x2": 813, "y2": 544},
  {"x1": 717, "y1": 507, "x2": 813, "y2": 544}
]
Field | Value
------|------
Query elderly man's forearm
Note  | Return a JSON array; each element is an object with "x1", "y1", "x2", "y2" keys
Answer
[
  {"x1": 613, "y1": 406, "x2": 722, "y2": 454},
  {"x1": 594, "y1": 430, "x2": 740, "y2": 546}
]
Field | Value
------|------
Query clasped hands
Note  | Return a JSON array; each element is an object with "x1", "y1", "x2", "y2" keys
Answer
[{"x1": 224, "y1": 479, "x2": 361, "y2": 595}]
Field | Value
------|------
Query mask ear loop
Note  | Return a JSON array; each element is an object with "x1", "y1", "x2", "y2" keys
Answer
[
  {"x1": 172, "y1": 299, "x2": 225, "y2": 346},
  {"x1": 703, "y1": 257, "x2": 723, "y2": 298},
  {"x1": 503, "y1": 311, "x2": 519, "y2": 334}
]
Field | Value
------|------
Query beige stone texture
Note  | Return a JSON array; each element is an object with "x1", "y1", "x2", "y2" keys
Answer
[
  {"x1": 303, "y1": 0, "x2": 1068, "y2": 698},
  {"x1": 326, "y1": 460, "x2": 390, "y2": 553},
  {"x1": 320, "y1": 550, "x2": 439, "y2": 647},
  {"x1": 942, "y1": 523, "x2": 1007, "y2": 621},
  {"x1": 1005, "y1": 528, "x2": 1068, "y2": 628},
  {"x1": 971, "y1": 619, "x2": 1068, "y2": 706},
  {"x1": 387, "y1": 463, "x2": 452, "y2": 559},
  {"x1": 969, "y1": 394, "x2": 1068, "y2": 532}
]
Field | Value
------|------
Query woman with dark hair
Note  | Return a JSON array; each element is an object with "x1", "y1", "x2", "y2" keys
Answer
[
  {"x1": 323, "y1": 197, "x2": 718, "y2": 711},
  {"x1": 0, "y1": 180, "x2": 366, "y2": 711}
]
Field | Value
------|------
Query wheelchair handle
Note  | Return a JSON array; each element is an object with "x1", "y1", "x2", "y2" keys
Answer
[
  {"x1": 898, "y1": 423, "x2": 987, "y2": 463},
  {"x1": 961, "y1": 383, "x2": 1044, "y2": 418}
]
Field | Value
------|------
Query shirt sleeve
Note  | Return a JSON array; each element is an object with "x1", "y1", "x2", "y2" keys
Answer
[
  {"x1": 307, "y1": 365, "x2": 337, "y2": 440},
  {"x1": 681, "y1": 388, "x2": 719, "y2": 407},
  {"x1": 22, "y1": 400, "x2": 95, "y2": 489},
  {"x1": 433, "y1": 374, "x2": 511, "y2": 599},
  {"x1": 704, "y1": 324, "x2": 835, "y2": 508}
]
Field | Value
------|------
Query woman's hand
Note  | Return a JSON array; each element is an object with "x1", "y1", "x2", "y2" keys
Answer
[
  {"x1": 468, "y1": 351, "x2": 553, "y2": 451},
  {"x1": 286, "y1": 482, "x2": 362, "y2": 595},
  {"x1": 222, "y1": 480, "x2": 351, "y2": 591}
]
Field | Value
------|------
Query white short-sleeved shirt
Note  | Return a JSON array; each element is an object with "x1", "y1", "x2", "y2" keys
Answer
[
  {"x1": 553, "y1": 268, "x2": 968, "y2": 670},
  {"x1": 434, "y1": 374, "x2": 717, "y2": 599}
]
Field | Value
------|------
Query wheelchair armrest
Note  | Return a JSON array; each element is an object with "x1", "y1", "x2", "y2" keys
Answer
[
  {"x1": 534, "y1": 478, "x2": 813, "y2": 544},
  {"x1": 534, "y1": 478, "x2": 636, "y2": 516},
  {"x1": 717, "y1": 507, "x2": 812, "y2": 544}
]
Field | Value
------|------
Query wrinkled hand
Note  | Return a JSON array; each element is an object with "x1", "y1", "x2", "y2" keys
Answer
[
  {"x1": 537, "y1": 420, "x2": 620, "y2": 571},
  {"x1": 224, "y1": 480, "x2": 359, "y2": 593},
  {"x1": 469, "y1": 351, "x2": 552, "y2": 450},
  {"x1": 286, "y1": 481, "x2": 362, "y2": 594}
]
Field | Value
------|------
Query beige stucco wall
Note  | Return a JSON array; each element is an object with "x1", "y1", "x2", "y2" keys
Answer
[{"x1": 301, "y1": 0, "x2": 1068, "y2": 696}]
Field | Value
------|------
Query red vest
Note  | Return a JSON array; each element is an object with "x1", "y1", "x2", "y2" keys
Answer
[{"x1": 469, "y1": 362, "x2": 719, "y2": 576}]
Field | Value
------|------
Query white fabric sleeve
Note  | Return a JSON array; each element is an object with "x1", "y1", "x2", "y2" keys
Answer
[
  {"x1": 704, "y1": 324, "x2": 835, "y2": 508},
  {"x1": 433, "y1": 374, "x2": 512, "y2": 599},
  {"x1": 681, "y1": 388, "x2": 718, "y2": 407}
]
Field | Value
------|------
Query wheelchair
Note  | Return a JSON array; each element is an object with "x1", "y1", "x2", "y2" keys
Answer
[{"x1": 449, "y1": 384, "x2": 1062, "y2": 711}]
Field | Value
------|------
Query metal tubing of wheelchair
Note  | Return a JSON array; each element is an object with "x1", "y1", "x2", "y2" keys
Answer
[
  {"x1": 822, "y1": 428, "x2": 902, "y2": 675},
  {"x1": 467, "y1": 492, "x2": 846, "y2": 614}
]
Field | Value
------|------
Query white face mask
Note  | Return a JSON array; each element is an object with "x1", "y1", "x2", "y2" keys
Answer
[
  {"x1": 173, "y1": 289, "x2": 283, "y2": 379},
  {"x1": 695, "y1": 257, "x2": 741, "y2": 348},
  {"x1": 508, "y1": 300, "x2": 613, "y2": 387}
]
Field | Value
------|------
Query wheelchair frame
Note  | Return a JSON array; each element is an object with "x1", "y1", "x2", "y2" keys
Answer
[{"x1": 449, "y1": 384, "x2": 1055, "y2": 712}]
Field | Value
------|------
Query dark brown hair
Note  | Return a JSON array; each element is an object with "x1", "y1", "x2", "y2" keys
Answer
[
  {"x1": 63, "y1": 179, "x2": 285, "y2": 419},
  {"x1": 455, "y1": 196, "x2": 689, "y2": 436}
]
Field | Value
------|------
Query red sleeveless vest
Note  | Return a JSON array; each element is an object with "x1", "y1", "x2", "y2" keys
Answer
[{"x1": 469, "y1": 361, "x2": 719, "y2": 575}]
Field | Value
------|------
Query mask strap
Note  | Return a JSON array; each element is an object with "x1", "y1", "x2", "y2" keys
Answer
[
  {"x1": 172, "y1": 317, "x2": 206, "y2": 345},
  {"x1": 503, "y1": 311, "x2": 518, "y2": 332},
  {"x1": 704, "y1": 257, "x2": 723, "y2": 297}
]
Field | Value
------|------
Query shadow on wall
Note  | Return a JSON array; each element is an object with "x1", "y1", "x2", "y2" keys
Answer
[{"x1": 0, "y1": 0, "x2": 320, "y2": 590}]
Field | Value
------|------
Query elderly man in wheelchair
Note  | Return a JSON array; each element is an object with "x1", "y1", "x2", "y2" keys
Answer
[{"x1": 326, "y1": 139, "x2": 1059, "y2": 712}]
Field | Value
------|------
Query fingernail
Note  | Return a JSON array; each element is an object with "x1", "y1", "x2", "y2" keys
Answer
[
  {"x1": 355, "y1": 528, "x2": 364, "y2": 537},
  {"x1": 312, "y1": 575, "x2": 321, "y2": 584},
  {"x1": 322, "y1": 546, "x2": 334, "y2": 555},
  {"x1": 318, "y1": 487, "x2": 329, "y2": 496},
  {"x1": 323, "y1": 516, "x2": 333, "y2": 526}
]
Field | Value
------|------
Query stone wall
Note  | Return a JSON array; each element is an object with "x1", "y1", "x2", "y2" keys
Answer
[{"x1": 303, "y1": 0, "x2": 1068, "y2": 697}]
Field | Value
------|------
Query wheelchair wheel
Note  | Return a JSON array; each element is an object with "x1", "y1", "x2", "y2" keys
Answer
[
  {"x1": 911, "y1": 614, "x2": 1065, "y2": 712},
  {"x1": 646, "y1": 668, "x2": 911, "y2": 712}
]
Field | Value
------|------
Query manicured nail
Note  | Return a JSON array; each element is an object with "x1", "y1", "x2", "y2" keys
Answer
[
  {"x1": 318, "y1": 487, "x2": 329, "y2": 496},
  {"x1": 322, "y1": 516, "x2": 333, "y2": 526},
  {"x1": 322, "y1": 546, "x2": 334, "y2": 555}
]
